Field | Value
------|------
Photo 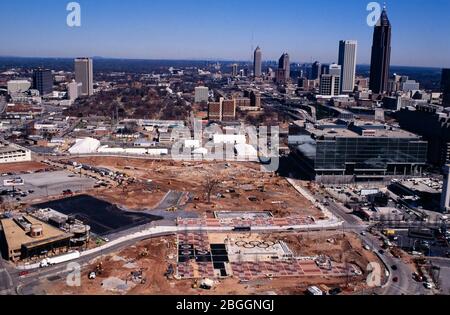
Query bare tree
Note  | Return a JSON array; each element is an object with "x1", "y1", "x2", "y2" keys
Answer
[{"x1": 203, "y1": 174, "x2": 220, "y2": 204}]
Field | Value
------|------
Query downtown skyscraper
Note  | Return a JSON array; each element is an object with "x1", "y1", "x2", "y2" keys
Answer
[
  {"x1": 442, "y1": 68, "x2": 450, "y2": 107},
  {"x1": 253, "y1": 46, "x2": 262, "y2": 78},
  {"x1": 369, "y1": 8, "x2": 392, "y2": 94},
  {"x1": 278, "y1": 53, "x2": 290, "y2": 82},
  {"x1": 75, "y1": 57, "x2": 94, "y2": 96},
  {"x1": 338, "y1": 40, "x2": 357, "y2": 94},
  {"x1": 32, "y1": 69, "x2": 53, "y2": 96},
  {"x1": 311, "y1": 61, "x2": 322, "y2": 80}
]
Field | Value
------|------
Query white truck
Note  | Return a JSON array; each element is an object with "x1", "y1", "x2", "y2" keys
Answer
[{"x1": 40, "y1": 251, "x2": 81, "y2": 268}]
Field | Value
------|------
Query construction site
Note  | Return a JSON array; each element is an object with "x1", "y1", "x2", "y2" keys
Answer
[
  {"x1": 0, "y1": 155, "x2": 387, "y2": 296},
  {"x1": 37, "y1": 230, "x2": 382, "y2": 295},
  {"x1": 60, "y1": 156, "x2": 323, "y2": 218}
]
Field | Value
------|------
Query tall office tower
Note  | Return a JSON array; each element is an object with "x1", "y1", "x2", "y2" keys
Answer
[
  {"x1": 311, "y1": 61, "x2": 322, "y2": 80},
  {"x1": 195, "y1": 86, "x2": 209, "y2": 103},
  {"x1": 75, "y1": 58, "x2": 94, "y2": 96},
  {"x1": 320, "y1": 74, "x2": 340, "y2": 96},
  {"x1": 321, "y1": 64, "x2": 330, "y2": 75},
  {"x1": 32, "y1": 69, "x2": 53, "y2": 96},
  {"x1": 278, "y1": 53, "x2": 290, "y2": 81},
  {"x1": 231, "y1": 64, "x2": 238, "y2": 77},
  {"x1": 338, "y1": 40, "x2": 357, "y2": 93},
  {"x1": 369, "y1": 7, "x2": 392, "y2": 94},
  {"x1": 253, "y1": 46, "x2": 262, "y2": 77},
  {"x1": 441, "y1": 69, "x2": 450, "y2": 107},
  {"x1": 442, "y1": 165, "x2": 450, "y2": 213},
  {"x1": 328, "y1": 63, "x2": 342, "y2": 76}
]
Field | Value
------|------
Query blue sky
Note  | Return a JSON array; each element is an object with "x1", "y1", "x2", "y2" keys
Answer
[{"x1": 1, "y1": 0, "x2": 450, "y2": 67}]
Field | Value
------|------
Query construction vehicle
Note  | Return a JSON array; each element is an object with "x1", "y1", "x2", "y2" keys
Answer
[
  {"x1": 383, "y1": 229, "x2": 396, "y2": 237},
  {"x1": 96, "y1": 262, "x2": 104, "y2": 275}
]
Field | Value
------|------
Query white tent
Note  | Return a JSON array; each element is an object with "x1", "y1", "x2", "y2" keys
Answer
[
  {"x1": 234, "y1": 143, "x2": 258, "y2": 158},
  {"x1": 68, "y1": 137, "x2": 101, "y2": 154}
]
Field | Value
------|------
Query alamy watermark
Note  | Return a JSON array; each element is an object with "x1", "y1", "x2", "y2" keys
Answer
[
  {"x1": 366, "y1": 262, "x2": 383, "y2": 287},
  {"x1": 66, "y1": 2, "x2": 81, "y2": 27},
  {"x1": 367, "y1": 2, "x2": 382, "y2": 27},
  {"x1": 169, "y1": 118, "x2": 280, "y2": 173},
  {"x1": 66, "y1": 262, "x2": 81, "y2": 287}
]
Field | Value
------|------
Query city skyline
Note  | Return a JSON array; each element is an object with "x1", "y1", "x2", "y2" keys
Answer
[{"x1": 1, "y1": 0, "x2": 450, "y2": 68}]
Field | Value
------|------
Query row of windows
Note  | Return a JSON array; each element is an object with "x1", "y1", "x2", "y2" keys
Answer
[{"x1": 314, "y1": 139, "x2": 427, "y2": 170}]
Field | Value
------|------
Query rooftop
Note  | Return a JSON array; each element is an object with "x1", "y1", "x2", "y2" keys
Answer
[
  {"x1": 1, "y1": 216, "x2": 73, "y2": 251},
  {"x1": 304, "y1": 120, "x2": 422, "y2": 139}
]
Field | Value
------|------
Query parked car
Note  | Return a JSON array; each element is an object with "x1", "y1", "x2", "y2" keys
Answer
[
  {"x1": 329, "y1": 288, "x2": 342, "y2": 295},
  {"x1": 424, "y1": 282, "x2": 434, "y2": 289},
  {"x1": 19, "y1": 271, "x2": 29, "y2": 277}
]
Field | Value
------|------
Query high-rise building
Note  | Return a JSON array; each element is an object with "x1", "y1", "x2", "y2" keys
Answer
[
  {"x1": 328, "y1": 63, "x2": 342, "y2": 77},
  {"x1": 195, "y1": 86, "x2": 209, "y2": 103},
  {"x1": 441, "y1": 68, "x2": 450, "y2": 107},
  {"x1": 369, "y1": 7, "x2": 392, "y2": 94},
  {"x1": 67, "y1": 80, "x2": 83, "y2": 101},
  {"x1": 442, "y1": 165, "x2": 450, "y2": 213},
  {"x1": 253, "y1": 46, "x2": 262, "y2": 78},
  {"x1": 396, "y1": 104, "x2": 450, "y2": 167},
  {"x1": 75, "y1": 58, "x2": 94, "y2": 96},
  {"x1": 321, "y1": 64, "x2": 330, "y2": 75},
  {"x1": 338, "y1": 40, "x2": 357, "y2": 94},
  {"x1": 311, "y1": 61, "x2": 322, "y2": 80},
  {"x1": 278, "y1": 53, "x2": 290, "y2": 81},
  {"x1": 32, "y1": 69, "x2": 53, "y2": 96},
  {"x1": 320, "y1": 74, "x2": 340, "y2": 96},
  {"x1": 231, "y1": 64, "x2": 238, "y2": 77}
]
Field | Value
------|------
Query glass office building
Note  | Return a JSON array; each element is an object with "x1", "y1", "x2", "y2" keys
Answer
[{"x1": 294, "y1": 120, "x2": 428, "y2": 181}]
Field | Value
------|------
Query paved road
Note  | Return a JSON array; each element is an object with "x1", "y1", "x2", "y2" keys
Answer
[
  {"x1": 0, "y1": 256, "x2": 15, "y2": 295},
  {"x1": 156, "y1": 191, "x2": 186, "y2": 210},
  {"x1": 0, "y1": 173, "x2": 435, "y2": 295},
  {"x1": 317, "y1": 189, "x2": 429, "y2": 295},
  {"x1": 16, "y1": 231, "x2": 177, "y2": 295},
  {"x1": 428, "y1": 258, "x2": 450, "y2": 295},
  {"x1": 14, "y1": 220, "x2": 343, "y2": 295}
]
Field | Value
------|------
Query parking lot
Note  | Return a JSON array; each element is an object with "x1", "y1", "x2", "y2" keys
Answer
[{"x1": 0, "y1": 170, "x2": 97, "y2": 202}]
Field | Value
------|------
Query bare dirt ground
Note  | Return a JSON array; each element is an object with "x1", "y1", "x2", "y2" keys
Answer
[
  {"x1": 0, "y1": 161, "x2": 51, "y2": 174},
  {"x1": 42, "y1": 232, "x2": 375, "y2": 295},
  {"x1": 265, "y1": 231, "x2": 381, "y2": 271},
  {"x1": 66, "y1": 157, "x2": 321, "y2": 217}
]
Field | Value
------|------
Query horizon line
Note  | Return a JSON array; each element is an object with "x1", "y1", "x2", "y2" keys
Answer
[{"x1": 0, "y1": 55, "x2": 444, "y2": 70}]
